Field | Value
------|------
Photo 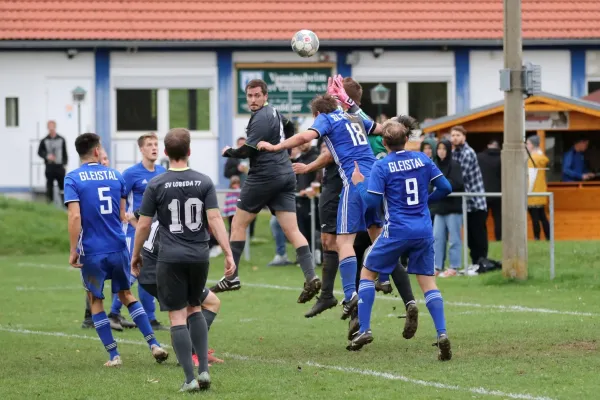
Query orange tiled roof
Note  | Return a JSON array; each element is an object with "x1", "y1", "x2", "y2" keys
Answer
[{"x1": 1, "y1": 0, "x2": 600, "y2": 42}]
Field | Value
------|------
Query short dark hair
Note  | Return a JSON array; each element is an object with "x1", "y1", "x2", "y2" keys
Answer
[
  {"x1": 382, "y1": 120, "x2": 408, "y2": 151},
  {"x1": 343, "y1": 77, "x2": 363, "y2": 105},
  {"x1": 394, "y1": 115, "x2": 419, "y2": 138},
  {"x1": 75, "y1": 133, "x2": 101, "y2": 157},
  {"x1": 450, "y1": 125, "x2": 467, "y2": 136},
  {"x1": 311, "y1": 94, "x2": 338, "y2": 116},
  {"x1": 245, "y1": 79, "x2": 268, "y2": 95},
  {"x1": 137, "y1": 132, "x2": 158, "y2": 148},
  {"x1": 164, "y1": 128, "x2": 191, "y2": 161}
]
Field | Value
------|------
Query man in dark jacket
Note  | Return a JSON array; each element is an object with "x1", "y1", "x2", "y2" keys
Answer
[
  {"x1": 293, "y1": 142, "x2": 320, "y2": 244},
  {"x1": 431, "y1": 140, "x2": 464, "y2": 277},
  {"x1": 477, "y1": 139, "x2": 502, "y2": 241},
  {"x1": 37, "y1": 120, "x2": 68, "y2": 204}
]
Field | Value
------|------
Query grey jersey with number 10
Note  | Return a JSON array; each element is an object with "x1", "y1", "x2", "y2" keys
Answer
[{"x1": 139, "y1": 168, "x2": 219, "y2": 263}]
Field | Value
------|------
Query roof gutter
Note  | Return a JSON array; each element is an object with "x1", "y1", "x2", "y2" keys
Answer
[{"x1": 0, "y1": 38, "x2": 599, "y2": 49}]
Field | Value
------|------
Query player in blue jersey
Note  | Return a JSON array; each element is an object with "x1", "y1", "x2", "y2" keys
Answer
[
  {"x1": 348, "y1": 118, "x2": 453, "y2": 361},
  {"x1": 109, "y1": 132, "x2": 168, "y2": 331},
  {"x1": 64, "y1": 133, "x2": 168, "y2": 367},
  {"x1": 258, "y1": 94, "x2": 383, "y2": 321}
]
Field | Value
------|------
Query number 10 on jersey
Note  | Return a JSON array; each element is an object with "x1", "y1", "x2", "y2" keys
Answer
[{"x1": 168, "y1": 198, "x2": 204, "y2": 233}]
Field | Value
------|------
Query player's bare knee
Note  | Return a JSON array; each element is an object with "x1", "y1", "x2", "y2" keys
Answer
[
  {"x1": 360, "y1": 267, "x2": 377, "y2": 281},
  {"x1": 416, "y1": 275, "x2": 438, "y2": 293},
  {"x1": 230, "y1": 211, "x2": 254, "y2": 241},
  {"x1": 186, "y1": 305, "x2": 203, "y2": 317},
  {"x1": 202, "y1": 292, "x2": 220, "y2": 313},
  {"x1": 169, "y1": 309, "x2": 188, "y2": 326},
  {"x1": 117, "y1": 290, "x2": 136, "y2": 306}
]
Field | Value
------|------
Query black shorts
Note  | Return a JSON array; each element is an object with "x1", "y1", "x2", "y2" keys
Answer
[
  {"x1": 319, "y1": 186, "x2": 340, "y2": 234},
  {"x1": 237, "y1": 173, "x2": 297, "y2": 215},
  {"x1": 140, "y1": 282, "x2": 210, "y2": 311},
  {"x1": 156, "y1": 261, "x2": 209, "y2": 311},
  {"x1": 138, "y1": 254, "x2": 157, "y2": 286}
]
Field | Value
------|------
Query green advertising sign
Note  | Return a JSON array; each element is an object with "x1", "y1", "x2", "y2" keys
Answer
[{"x1": 236, "y1": 65, "x2": 333, "y2": 115}]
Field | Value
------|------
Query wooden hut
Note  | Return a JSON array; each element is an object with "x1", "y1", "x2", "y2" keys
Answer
[{"x1": 421, "y1": 92, "x2": 600, "y2": 241}]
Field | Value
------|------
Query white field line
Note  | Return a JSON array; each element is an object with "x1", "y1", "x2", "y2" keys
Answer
[
  {"x1": 10, "y1": 262, "x2": 597, "y2": 317},
  {"x1": 0, "y1": 326, "x2": 554, "y2": 400}
]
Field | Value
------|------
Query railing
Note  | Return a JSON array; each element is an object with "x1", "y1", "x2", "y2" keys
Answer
[{"x1": 449, "y1": 192, "x2": 555, "y2": 280}]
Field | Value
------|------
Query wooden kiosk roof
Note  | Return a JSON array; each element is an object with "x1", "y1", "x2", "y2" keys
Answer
[{"x1": 421, "y1": 92, "x2": 600, "y2": 133}]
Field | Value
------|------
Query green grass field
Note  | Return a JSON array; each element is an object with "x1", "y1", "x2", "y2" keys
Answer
[{"x1": 1, "y1": 197, "x2": 600, "y2": 399}]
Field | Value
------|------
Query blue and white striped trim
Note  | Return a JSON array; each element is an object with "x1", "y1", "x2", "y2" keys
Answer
[
  {"x1": 364, "y1": 232, "x2": 382, "y2": 267},
  {"x1": 430, "y1": 173, "x2": 443, "y2": 182},
  {"x1": 105, "y1": 342, "x2": 118, "y2": 352},
  {"x1": 425, "y1": 291, "x2": 443, "y2": 304},
  {"x1": 129, "y1": 306, "x2": 146, "y2": 320},
  {"x1": 358, "y1": 280, "x2": 375, "y2": 292},
  {"x1": 94, "y1": 318, "x2": 110, "y2": 329}
]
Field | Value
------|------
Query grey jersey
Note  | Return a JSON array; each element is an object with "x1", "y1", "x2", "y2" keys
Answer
[
  {"x1": 245, "y1": 104, "x2": 294, "y2": 178},
  {"x1": 141, "y1": 215, "x2": 159, "y2": 260},
  {"x1": 139, "y1": 168, "x2": 219, "y2": 263}
]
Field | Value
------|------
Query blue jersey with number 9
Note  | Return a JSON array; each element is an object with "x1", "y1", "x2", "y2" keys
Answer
[
  {"x1": 309, "y1": 109, "x2": 376, "y2": 184},
  {"x1": 64, "y1": 162, "x2": 128, "y2": 256},
  {"x1": 368, "y1": 150, "x2": 443, "y2": 239}
]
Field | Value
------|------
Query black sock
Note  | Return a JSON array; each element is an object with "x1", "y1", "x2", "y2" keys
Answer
[
  {"x1": 188, "y1": 312, "x2": 209, "y2": 374},
  {"x1": 296, "y1": 245, "x2": 316, "y2": 281},
  {"x1": 229, "y1": 241, "x2": 245, "y2": 280},
  {"x1": 170, "y1": 325, "x2": 195, "y2": 383},
  {"x1": 321, "y1": 251, "x2": 339, "y2": 298},
  {"x1": 84, "y1": 296, "x2": 92, "y2": 319},
  {"x1": 391, "y1": 262, "x2": 415, "y2": 308},
  {"x1": 202, "y1": 309, "x2": 217, "y2": 331}
]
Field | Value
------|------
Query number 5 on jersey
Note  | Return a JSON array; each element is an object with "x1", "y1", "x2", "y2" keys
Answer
[
  {"x1": 168, "y1": 198, "x2": 204, "y2": 233},
  {"x1": 346, "y1": 122, "x2": 368, "y2": 146}
]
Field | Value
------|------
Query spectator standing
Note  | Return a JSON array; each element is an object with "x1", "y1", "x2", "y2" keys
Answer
[
  {"x1": 477, "y1": 139, "x2": 502, "y2": 241},
  {"x1": 526, "y1": 135, "x2": 551, "y2": 240},
  {"x1": 431, "y1": 140, "x2": 464, "y2": 277},
  {"x1": 37, "y1": 120, "x2": 68, "y2": 204},
  {"x1": 562, "y1": 138, "x2": 594, "y2": 182},
  {"x1": 450, "y1": 126, "x2": 489, "y2": 266}
]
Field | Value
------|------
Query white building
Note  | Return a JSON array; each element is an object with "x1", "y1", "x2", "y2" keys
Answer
[{"x1": 0, "y1": 1, "x2": 597, "y2": 194}]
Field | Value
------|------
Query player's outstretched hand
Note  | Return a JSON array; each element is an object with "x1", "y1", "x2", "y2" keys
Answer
[
  {"x1": 69, "y1": 251, "x2": 82, "y2": 268},
  {"x1": 329, "y1": 74, "x2": 355, "y2": 109},
  {"x1": 224, "y1": 254, "x2": 236, "y2": 278},
  {"x1": 292, "y1": 162, "x2": 308, "y2": 174},
  {"x1": 221, "y1": 146, "x2": 231, "y2": 156},
  {"x1": 131, "y1": 254, "x2": 142, "y2": 277},
  {"x1": 352, "y1": 161, "x2": 364, "y2": 185},
  {"x1": 257, "y1": 141, "x2": 275, "y2": 152}
]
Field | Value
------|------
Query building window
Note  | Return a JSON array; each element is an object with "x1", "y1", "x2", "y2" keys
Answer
[
  {"x1": 169, "y1": 89, "x2": 210, "y2": 131},
  {"x1": 116, "y1": 89, "x2": 158, "y2": 131},
  {"x1": 359, "y1": 82, "x2": 397, "y2": 123},
  {"x1": 408, "y1": 82, "x2": 448, "y2": 123},
  {"x1": 588, "y1": 81, "x2": 600, "y2": 95},
  {"x1": 5, "y1": 97, "x2": 18, "y2": 127}
]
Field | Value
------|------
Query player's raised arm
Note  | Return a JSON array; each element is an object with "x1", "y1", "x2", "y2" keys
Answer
[
  {"x1": 260, "y1": 129, "x2": 318, "y2": 153},
  {"x1": 292, "y1": 147, "x2": 333, "y2": 174}
]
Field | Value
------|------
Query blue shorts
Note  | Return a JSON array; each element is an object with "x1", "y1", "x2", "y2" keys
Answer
[
  {"x1": 79, "y1": 249, "x2": 131, "y2": 299},
  {"x1": 337, "y1": 183, "x2": 382, "y2": 235},
  {"x1": 364, "y1": 234, "x2": 435, "y2": 276}
]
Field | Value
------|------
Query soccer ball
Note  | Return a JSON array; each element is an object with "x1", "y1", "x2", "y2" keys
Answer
[{"x1": 291, "y1": 30, "x2": 319, "y2": 58}]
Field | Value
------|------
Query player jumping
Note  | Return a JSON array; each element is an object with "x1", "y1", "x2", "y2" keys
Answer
[
  {"x1": 64, "y1": 133, "x2": 168, "y2": 367},
  {"x1": 258, "y1": 93, "x2": 381, "y2": 322},
  {"x1": 132, "y1": 128, "x2": 235, "y2": 392},
  {"x1": 348, "y1": 118, "x2": 453, "y2": 361},
  {"x1": 210, "y1": 79, "x2": 321, "y2": 305}
]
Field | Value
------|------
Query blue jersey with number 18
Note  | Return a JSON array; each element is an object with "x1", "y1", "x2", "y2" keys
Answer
[
  {"x1": 309, "y1": 109, "x2": 376, "y2": 185},
  {"x1": 64, "y1": 162, "x2": 128, "y2": 256},
  {"x1": 368, "y1": 150, "x2": 443, "y2": 239}
]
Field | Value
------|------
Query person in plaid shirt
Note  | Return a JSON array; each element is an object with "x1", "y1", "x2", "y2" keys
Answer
[{"x1": 449, "y1": 126, "x2": 489, "y2": 265}]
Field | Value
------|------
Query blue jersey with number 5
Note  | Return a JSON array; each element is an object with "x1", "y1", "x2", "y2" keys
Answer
[
  {"x1": 64, "y1": 162, "x2": 128, "y2": 256},
  {"x1": 368, "y1": 151, "x2": 443, "y2": 239},
  {"x1": 309, "y1": 109, "x2": 376, "y2": 184}
]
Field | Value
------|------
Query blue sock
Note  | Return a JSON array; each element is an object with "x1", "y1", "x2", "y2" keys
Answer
[
  {"x1": 339, "y1": 256, "x2": 358, "y2": 302},
  {"x1": 357, "y1": 279, "x2": 376, "y2": 333},
  {"x1": 425, "y1": 289, "x2": 447, "y2": 337},
  {"x1": 110, "y1": 294, "x2": 122, "y2": 315},
  {"x1": 379, "y1": 273, "x2": 390, "y2": 283},
  {"x1": 92, "y1": 311, "x2": 119, "y2": 360},
  {"x1": 138, "y1": 285, "x2": 156, "y2": 321},
  {"x1": 127, "y1": 301, "x2": 159, "y2": 348}
]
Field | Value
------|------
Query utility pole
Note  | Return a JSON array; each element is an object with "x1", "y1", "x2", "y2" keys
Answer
[{"x1": 501, "y1": 0, "x2": 528, "y2": 279}]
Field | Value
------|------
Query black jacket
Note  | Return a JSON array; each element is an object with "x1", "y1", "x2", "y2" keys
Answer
[
  {"x1": 38, "y1": 133, "x2": 68, "y2": 166},
  {"x1": 477, "y1": 148, "x2": 501, "y2": 193},
  {"x1": 430, "y1": 140, "x2": 464, "y2": 215}
]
